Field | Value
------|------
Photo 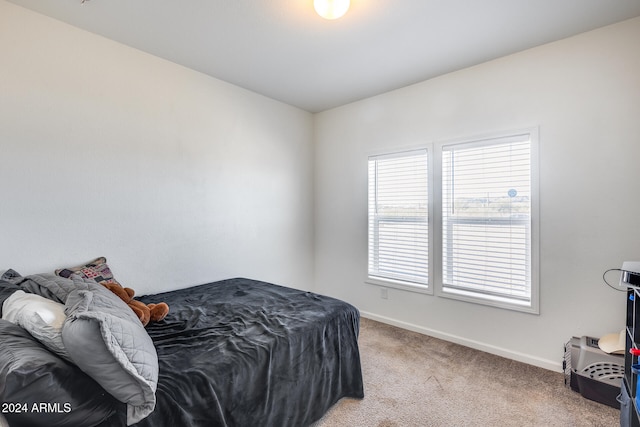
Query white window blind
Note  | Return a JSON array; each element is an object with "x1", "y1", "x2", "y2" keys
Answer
[
  {"x1": 441, "y1": 134, "x2": 532, "y2": 304},
  {"x1": 368, "y1": 150, "x2": 429, "y2": 287}
]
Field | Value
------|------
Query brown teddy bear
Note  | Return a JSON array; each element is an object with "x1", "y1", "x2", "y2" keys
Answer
[{"x1": 101, "y1": 282, "x2": 169, "y2": 327}]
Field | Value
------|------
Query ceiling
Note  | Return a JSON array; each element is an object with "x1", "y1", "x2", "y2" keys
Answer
[{"x1": 7, "y1": 0, "x2": 640, "y2": 112}]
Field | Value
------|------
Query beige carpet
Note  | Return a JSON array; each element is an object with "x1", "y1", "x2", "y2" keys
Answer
[{"x1": 313, "y1": 318, "x2": 619, "y2": 427}]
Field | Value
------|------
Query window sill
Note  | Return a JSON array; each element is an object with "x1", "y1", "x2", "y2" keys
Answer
[
  {"x1": 365, "y1": 276, "x2": 432, "y2": 295},
  {"x1": 438, "y1": 286, "x2": 539, "y2": 314}
]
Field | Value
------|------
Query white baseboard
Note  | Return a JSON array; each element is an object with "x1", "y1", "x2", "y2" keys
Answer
[{"x1": 360, "y1": 311, "x2": 562, "y2": 372}]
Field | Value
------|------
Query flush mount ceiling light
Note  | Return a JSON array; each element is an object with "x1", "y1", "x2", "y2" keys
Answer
[{"x1": 314, "y1": 0, "x2": 350, "y2": 20}]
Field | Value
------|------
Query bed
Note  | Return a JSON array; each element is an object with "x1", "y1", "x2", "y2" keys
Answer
[{"x1": 0, "y1": 273, "x2": 364, "y2": 427}]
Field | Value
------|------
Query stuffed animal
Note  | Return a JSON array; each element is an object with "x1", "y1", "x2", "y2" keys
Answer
[{"x1": 101, "y1": 282, "x2": 169, "y2": 327}]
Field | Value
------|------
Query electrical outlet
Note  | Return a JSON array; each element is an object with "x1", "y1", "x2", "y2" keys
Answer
[{"x1": 380, "y1": 287, "x2": 388, "y2": 299}]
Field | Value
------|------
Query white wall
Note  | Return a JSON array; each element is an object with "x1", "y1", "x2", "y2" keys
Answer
[
  {"x1": 314, "y1": 17, "x2": 640, "y2": 370},
  {"x1": 0, "y1": 1, "x2": 315, "y2": 295}
]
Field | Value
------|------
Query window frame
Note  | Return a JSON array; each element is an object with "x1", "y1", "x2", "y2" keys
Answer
[
  {"x1": 366, "y1": 147, "x2": 434, "y2": 295},
  {"x1": 434, "y1": 128, "x2": 540, "y2": 314},
  {"x1": 365, "y1": 128, "x2": 539, "y2": 314}
]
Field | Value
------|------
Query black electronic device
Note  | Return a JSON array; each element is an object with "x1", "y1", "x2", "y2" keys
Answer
[{"x1": 622, "y1": 262, "x2": 640, "y2": 288}]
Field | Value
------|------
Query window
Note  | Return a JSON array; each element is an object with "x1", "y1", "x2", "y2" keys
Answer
[
  {"x1": 366, "y1": 129, "x2": 539, "y2": 313},
  {"x1": 367, "y1": 149, "x2": 430, "y2": 290},
  {"x1": 440, "y1": 131, "x2": 538, "y2": 312}
]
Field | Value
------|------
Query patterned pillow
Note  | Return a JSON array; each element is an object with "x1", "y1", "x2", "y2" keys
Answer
[{"x1": 55, "y1": 257, "x2": 120, "y2": 285}]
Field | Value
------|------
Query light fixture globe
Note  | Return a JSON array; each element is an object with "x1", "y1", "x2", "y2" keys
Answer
[{"x1": 314, "y1": 0, "x2": 350, "y2": 20}]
